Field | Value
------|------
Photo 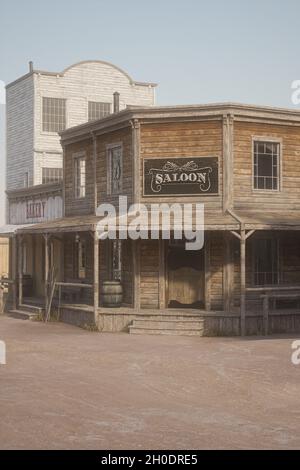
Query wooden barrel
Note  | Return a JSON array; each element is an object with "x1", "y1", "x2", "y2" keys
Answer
[{"x1": 101, "y1": 280, "x2": 123, "y2": 307}]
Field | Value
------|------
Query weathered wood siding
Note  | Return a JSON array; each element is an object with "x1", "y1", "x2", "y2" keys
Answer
[
  {"x1": 140, "y1": 239, "x2": 160, "y2": 309},
  {"x1": 210, "y1": 232, "x2": 224, "y2": 310},
  {"x1": 140, "y1": 120, "x2": 223, "y2": 209},
  {"x1": 96, "y1": 126, "x2": 133, "y2": 208},
  {"x1": 6, "y1": 75, "x2": 34, "y2": 191},
  {"x1": 64, "y1": 138, "x2": 94, "y2": 216},
  {"x1": 233, "y1": 121, "x2": 300, "y2": 210}
]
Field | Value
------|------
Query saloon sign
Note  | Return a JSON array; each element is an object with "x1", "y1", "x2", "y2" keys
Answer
[{"x1": 143, "y1": 157, "x2": 219, "y2": 196}]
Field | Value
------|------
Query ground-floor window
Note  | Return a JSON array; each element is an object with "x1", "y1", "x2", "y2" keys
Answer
[{"x1": 253, "y1": 238, "x2": 279, "y2": 286}]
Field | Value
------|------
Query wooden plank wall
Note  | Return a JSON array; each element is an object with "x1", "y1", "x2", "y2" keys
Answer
[
  {"x1": 210, "y1": 233, "x2": 224, "y2": 310},
  {"x1": 140, "y1": 239, "x2": 160, "y2": 309},
  {"x1": 64, "y1": 138, "x2": 95, "y2": 216},
  {"x1": 96, "y1": 127, "x2": 133, "y2": 208},
  {"x1": 140, "y1": 120, "x2": 223, "y2": 209},
  {"x1": 234, "y1": 121, "x2": 300, "y2": 211}
]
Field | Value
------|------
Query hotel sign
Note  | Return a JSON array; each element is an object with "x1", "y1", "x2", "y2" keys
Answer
[{"x1": 143, "y1": 157, "x2": 219, "y2": 196}]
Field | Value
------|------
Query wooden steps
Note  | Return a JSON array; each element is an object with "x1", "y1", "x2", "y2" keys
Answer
[
  {"x1": 7, "y1": 303, "x2": 44, "y2": 321},
  {"x1": 129, "y1": 315, "x2": 205, "y2": 336}
]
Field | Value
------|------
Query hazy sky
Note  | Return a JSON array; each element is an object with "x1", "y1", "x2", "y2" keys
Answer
[{"x1": 1, "y1": 0, "x2": 300, "y2": 223}]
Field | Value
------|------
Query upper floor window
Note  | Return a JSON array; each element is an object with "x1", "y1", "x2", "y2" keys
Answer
[
  {"x1": 107, "y1": 146, "x2": 122, "y2": 195},
  {"x1": 42, "y1": 97, "x2": 66, "y2": 133},
  {"x1": 42, "y1": 167, "x2": 63, "y2": 184},
  {"x1": 88, "y1": 101, "x2": 111, "y2": 121},
  {"x1": 253, "y1": 141, "x2": 280, "y2": 191},
  {"x1": 74, "y1": 155, "x2": 86, "y2": 199}
]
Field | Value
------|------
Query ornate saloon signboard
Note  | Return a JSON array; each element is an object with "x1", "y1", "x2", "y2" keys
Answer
[{"x1": 143, "y1": 157, "x2": 219, "y2": 196}]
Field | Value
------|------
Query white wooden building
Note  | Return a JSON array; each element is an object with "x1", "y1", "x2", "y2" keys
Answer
[{"x1": 6, "y1": 60, "x2": 157, "y2": 195}]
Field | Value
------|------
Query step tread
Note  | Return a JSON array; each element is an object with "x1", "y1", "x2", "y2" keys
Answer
[
  {"x1": 8, "y1": 309, "x2": 39, "y2": 320},
  {"x1": 129, "y1": 327, "x2": 203, "y2": 336}
]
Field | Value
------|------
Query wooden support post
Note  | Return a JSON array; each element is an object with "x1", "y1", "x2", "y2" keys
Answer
[
  {"x1": 131, "y1": 119, "x2": 141, "y2": 204},
  {"x1": 11, "y1": 236, "x2": 17, "y2": 310},
  {"x1": 263, "y1": 295, "x2": 269, "y2": 336},
  {"x1": 133, "y1": 239, "x2": 140, "y2": 311},
  {"x1": 205, "y1": 233, "x2": 211, "y2": 311},
  {"x1": 93, "y1": 231, "x2": 99, "y2": 327},
  {"x1": 159, "y1": 239, "x2": 166, "y2": 309},
  {"x1": 44, "y1": 234, "x2": 49, "y2": 316},
  {"x1": 240, "y1": 229, "x2": 246, "y2": 336},
  {"x1": 223, "y1": 232, "x2": 233, "y2": 313},
  {"x1": 223, "y1": 114, "x2": 234, "y2": 212},
  {"x1": 18, "y1": 235, "x2": 23, "y2": 307}
]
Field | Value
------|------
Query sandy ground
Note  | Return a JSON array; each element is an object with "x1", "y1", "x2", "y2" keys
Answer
[{"x1": 0, "y1": 315, "x2": 299, "y2": 450}]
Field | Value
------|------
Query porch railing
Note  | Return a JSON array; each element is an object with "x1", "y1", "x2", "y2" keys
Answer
[{"x1": 246, "y1": 285, "x2": 300, "y2": 335}]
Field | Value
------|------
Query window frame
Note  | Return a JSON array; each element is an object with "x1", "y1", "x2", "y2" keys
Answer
[
  {"x1": 73, "y1": 152, "x2": 87, "y2": 200},
  {"x1": 252, "y1": 136, "x2": 282, "y2": 193},
  {"x1": 42, "y1": 167, "x2": 63, "y2": 185},
  {"x1": 88, "y1": 101, "x2": 111, "y2": 122},
  {"x1": 41, "y1": 96, "x2": 67, "y2": 134},
  {"x1": 106, "y1": 143, "x2": 123, "y2": 196}
]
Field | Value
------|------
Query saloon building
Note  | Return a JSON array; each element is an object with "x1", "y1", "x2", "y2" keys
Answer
[{"x1": 9, "y1": 102, "x2": 300, "y2": 336}]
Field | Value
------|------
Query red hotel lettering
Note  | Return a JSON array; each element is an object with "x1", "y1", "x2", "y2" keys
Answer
[{"x1": 26, "y1": 201, "x2": 46, "y2": 219}]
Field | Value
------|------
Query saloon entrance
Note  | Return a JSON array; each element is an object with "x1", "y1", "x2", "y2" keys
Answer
[{"x1": 166, "y1": 239, "x2": 205, "y2": 309}]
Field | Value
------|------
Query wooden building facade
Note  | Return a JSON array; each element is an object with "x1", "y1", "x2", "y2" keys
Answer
[{"x1": 12, "y1": 103, "x2": 300, "y2": 336}]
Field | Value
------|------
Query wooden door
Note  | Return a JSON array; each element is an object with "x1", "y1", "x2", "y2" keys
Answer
[{"x1": 167, "y1": 242, "x2": 204, "y2": 309}]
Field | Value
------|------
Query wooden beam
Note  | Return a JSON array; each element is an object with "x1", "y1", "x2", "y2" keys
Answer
[
  {"x1": 245, "y1": 229, "x2": 256, "y2": 240},
  {"x1": 93, "y1": 232, "x2": 99, "y2": 326},
  {"x1": 240, "y1": 229, "x2": 246, "y2": 336},
  {"x1": 230, "y1": 230, "x2": 241, "y2": 240},
  {"x1": 159, "y1": 239, "x2": 166, "y2": 309}
]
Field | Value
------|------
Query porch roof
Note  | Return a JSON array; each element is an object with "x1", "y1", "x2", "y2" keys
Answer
[
  {"x1": 16, "y1": 212, "x2": 240, "y2": 234},
  {"x1": 15, "y1": 210, "x2": 300, "y2": 235},
  {"x1": 236, "y1": 211, "x2": 300, "y2": 231},
  {"x1": 0, "y1": 223, "x2": 36, "y2": 237}
]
